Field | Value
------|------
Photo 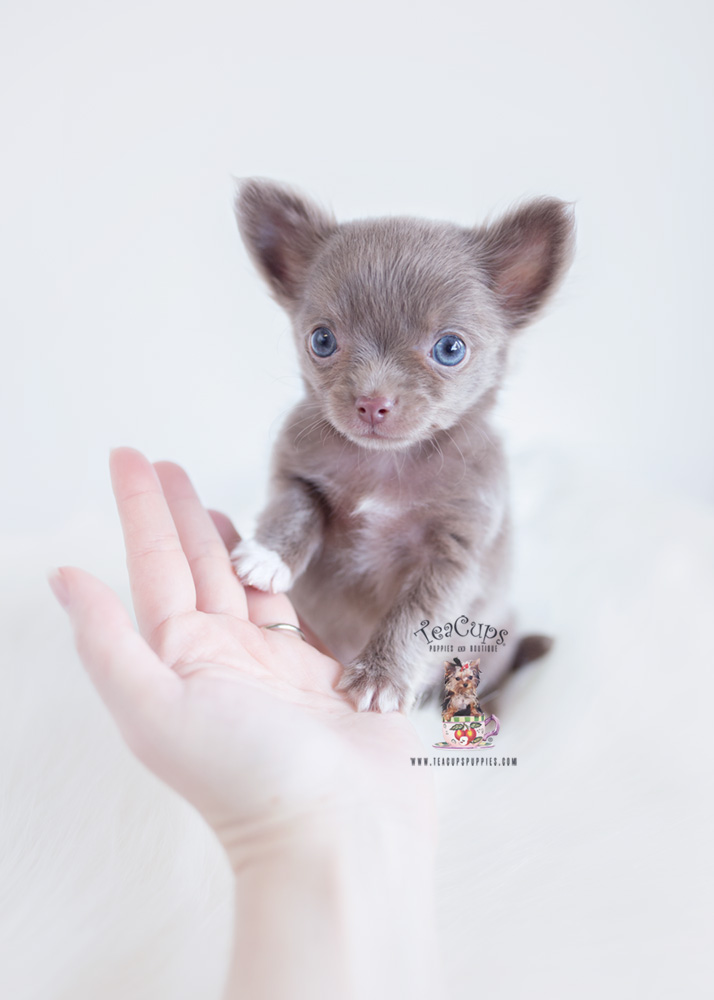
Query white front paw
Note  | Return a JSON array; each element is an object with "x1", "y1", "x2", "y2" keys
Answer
[{"x1": 230, "y1": 538, "x2": 293, "y2": 593}]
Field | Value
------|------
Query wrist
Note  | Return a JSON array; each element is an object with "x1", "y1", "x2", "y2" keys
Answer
[
  {"x1": 224, "y1": 802, "x2": 437, "y2": 1000},
  {"x1": 218, "y1": 747, "x2": 438, "y2": 875}
]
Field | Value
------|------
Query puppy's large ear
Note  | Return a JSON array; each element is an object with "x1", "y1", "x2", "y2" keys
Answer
[
  {"x1": 472, "y1": 198, "x2": 575, "y2": 329},
  {"x1": 235, "y1": 179, "x2": 336, "y2": 307}
]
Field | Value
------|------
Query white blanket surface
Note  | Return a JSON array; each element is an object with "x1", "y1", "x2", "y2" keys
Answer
[{"x1": 2, "y1": 455, "x2": 711, "y2": 998}]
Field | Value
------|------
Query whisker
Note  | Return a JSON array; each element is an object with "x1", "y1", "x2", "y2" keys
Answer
[
  {"x1": 294, "y1": 415, "x2": 326, "y2": 446},
  {"x1": 443, "y1": 428, "x2": 468, "y2": 487},
  {"x1": 433, "y1": 436, "x2": 446, "y2": 477}
]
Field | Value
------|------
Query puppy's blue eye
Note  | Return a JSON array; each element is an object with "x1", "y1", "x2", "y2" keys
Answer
[
  {"x1": 433, "y1": 334, "x2": 466, "y2": 366},
  {"x1": 310, "y1": 327, "x2": 337, "y2": 357}
]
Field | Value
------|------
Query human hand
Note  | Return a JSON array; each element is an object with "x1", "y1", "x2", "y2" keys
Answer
[{"x1": 48, "y1": 449, "x2": 435, "y2": 866}]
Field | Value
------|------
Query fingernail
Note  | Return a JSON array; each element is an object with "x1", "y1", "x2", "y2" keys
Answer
[{"x1": 48, "y1": 568, "x2": 70, "y2": 608}]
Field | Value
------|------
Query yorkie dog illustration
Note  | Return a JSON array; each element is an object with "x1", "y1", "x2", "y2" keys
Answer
[{"x1": 441, "y1": 657, "x2": 483, "y2": 722}]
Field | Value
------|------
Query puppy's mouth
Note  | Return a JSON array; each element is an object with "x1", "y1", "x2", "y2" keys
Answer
[
  {"x1": 327, "y1": 404, "x2": 433, "y2": 451},
  {"x1": 355, "y1": 424, "x2": 407, "y2": 442},
  {"x1": 338, "y1": 424, "x2": 415, "y2": 451}
]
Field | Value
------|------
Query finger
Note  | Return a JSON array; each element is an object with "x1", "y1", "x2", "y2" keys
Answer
[
  {"x1": 49, "y1": 567, "x2": 180, "y2": 746},
  {"x1": 208, "y1": 511, "x2": 306, "y2": 632},
  {"x1": 208, "y1": 509, "x2": 333, "y2": 654},
  {"x1": 244, "y1": 588, "x2": 339, "y2": 662},
  {"x1": 208, "y1": 510, "x2": 240, "y2": 553},
  {"x1": 294, "y1": 617, "x2": 335, "y2": 658},
  {"x1": 154, "y1": 463, "x2": 248, "y2": 618},
  {"x1": 110, "y1": 448, "x2": 196, "y2": 642},
  {"x1": 244, "y1": 585, "x2": 301, "y2": 629}
]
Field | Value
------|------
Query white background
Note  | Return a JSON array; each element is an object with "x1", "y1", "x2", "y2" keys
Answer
[
  {"x1": 1, "y1": 0, "x2": 713, "y2": 543},
  {"x1": 1, "y1": 2, "x2": 712, "y2": 998}
]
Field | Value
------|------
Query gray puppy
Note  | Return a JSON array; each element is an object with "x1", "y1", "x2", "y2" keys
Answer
[{"x1": 231, "y1": 180, "x2": 574, "y2": 712}]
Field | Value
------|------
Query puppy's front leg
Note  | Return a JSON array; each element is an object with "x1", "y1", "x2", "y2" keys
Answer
[
  {"x1": 231, "y1": 475, "x2": 327, "y2": 593},
  {"x1": 338, "y1": 536, "x2": 483, "y2": 712}
]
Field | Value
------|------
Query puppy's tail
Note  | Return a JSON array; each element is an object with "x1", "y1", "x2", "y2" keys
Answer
[
  {"x1": 511, "y1": 633, "x2": 554, "y2": 672},
  {"x1": 478, "y1": 633, "x2": 554, "y2": 698}
]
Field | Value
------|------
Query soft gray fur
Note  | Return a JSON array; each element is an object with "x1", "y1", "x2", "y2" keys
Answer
[{"x1": 231, "y1": 180, "x2": 575, "y2": 712}]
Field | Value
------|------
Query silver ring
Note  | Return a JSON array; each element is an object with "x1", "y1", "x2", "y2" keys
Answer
[{"x1": 260, "y1": 622, "x2": 307, "y2": 642}]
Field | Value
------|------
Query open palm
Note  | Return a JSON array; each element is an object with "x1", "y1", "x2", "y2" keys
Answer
[{"x1": 54, "y1": 449, "x2": 433, "y2": 858}]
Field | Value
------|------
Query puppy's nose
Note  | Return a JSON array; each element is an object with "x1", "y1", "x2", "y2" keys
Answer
[{"x1": 356, "y1": 396, "x2": 394, "y2": 425}]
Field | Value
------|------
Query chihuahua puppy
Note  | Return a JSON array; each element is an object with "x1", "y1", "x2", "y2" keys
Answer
[{"x1": 231, "y1": 180, "x2": 574, "y2": 711}]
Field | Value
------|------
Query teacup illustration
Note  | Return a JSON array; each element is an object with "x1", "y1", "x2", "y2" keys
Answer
[{"x1": 442, "y1": 714, "x2": 500, "y2": 747}]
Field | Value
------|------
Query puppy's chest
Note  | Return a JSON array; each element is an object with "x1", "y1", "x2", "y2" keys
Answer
[{"x1": 323, "y1": 476, "x2": 430, "y2": 575}]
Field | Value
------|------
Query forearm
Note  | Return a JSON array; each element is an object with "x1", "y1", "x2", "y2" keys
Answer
[
  {"x1": 223, "y1": 808, "x2": 437, "y2": 1000},
  {"x1": 231, "y1": 477, "x2": 326, "y2": 592},
  {"x1": 254, "y1": 476, "x2": 327, "y2": 576}
]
